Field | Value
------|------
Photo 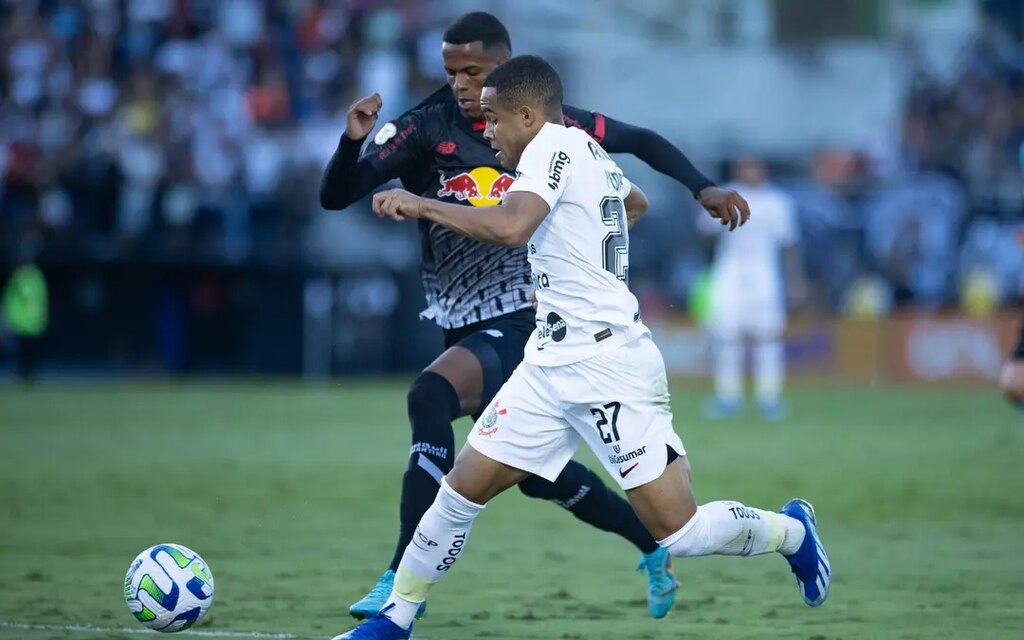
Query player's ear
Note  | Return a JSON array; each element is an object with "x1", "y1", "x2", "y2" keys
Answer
[{"x1": 519, "y1": 105, "x2": 535, "y2": 128}]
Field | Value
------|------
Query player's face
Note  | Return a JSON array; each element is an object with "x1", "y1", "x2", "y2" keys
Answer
[
  {"x1": 481, "y1": 87, "x2": 534, "y2": 169},
  {"x1": 734, "y1": 159, "x2": 766, "y2": 186},
  {"x1": 442, "y1": 41, "x2": 507, "y2": 118}
]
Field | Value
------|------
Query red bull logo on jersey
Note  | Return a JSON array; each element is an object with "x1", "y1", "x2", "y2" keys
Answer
[{"x1": 437, "y1": 167, "x2": 516, "y2": 206}]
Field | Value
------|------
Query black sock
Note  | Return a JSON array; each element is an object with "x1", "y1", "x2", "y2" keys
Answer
[
  {"x1": 388, "y1": 371, "x2": 462, "y2": 572},
  {"x1": 517, "y1": 460, "x2": 659, "y2": 554}
]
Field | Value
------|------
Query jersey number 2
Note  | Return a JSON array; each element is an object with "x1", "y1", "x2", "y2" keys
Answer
[{"x1": 600, "y1": 197, "x2": 629, "y2": 284}]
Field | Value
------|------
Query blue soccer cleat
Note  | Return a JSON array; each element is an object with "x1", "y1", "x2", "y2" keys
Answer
[
  {"x1": 349, "y1": 571, "x2": 426, "y2": 620},
  {"x1": 704, "y1": 397, "x2": 742, "y2": 420},
  {"x1": 636, "y1": 547, "x2": 679, "y2": 619},
  {"x1": 332, "y1": 606, "x2": 411, "y2": 640},
  {"x1": 758, "y1": 399, "x2": 786, "y2": 422},
  {"x1": 779, "y1": 498, "x2": 831, "y2": 607}
]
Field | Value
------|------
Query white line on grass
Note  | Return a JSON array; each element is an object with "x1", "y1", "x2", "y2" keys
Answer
[
  {"x1": 0, "y1": 621, "x2": 430, "y2": 640},
  {"x1": 0, "y1": 622, "x2": 300, "y2": 638}
]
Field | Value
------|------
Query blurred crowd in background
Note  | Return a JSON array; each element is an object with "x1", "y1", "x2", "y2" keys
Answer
[
  {"x1": 1, "y1": 0, "x2": 1023, "y2": 375},
  {"x1": 0, "y1": 0, "x2": 441, "y2": 267}
]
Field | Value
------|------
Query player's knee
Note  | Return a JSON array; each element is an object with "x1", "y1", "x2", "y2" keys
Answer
[
  {"x1": 657, "y1": 508, "x2": 708, "y2": 557},
  {"x1": 1000, "y1": 363, "x2": 1024, "y2": 402},
  {"x1": 516, "y1": 475, "x2": 555, "y2": 500},
  {"x1": 443, "y1": 468, "x2": 489, "y2": 506},
  {"x1": 407, "y1": 371, "x2": 460, "y2": 422}
]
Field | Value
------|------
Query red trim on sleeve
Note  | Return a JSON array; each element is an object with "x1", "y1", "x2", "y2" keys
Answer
[
  {"x1": 593, "y1": 112, "x2": 606, "y2": 143},
  {"x1": 471, "y1": 120, "x2": 487, "y2": 131}
]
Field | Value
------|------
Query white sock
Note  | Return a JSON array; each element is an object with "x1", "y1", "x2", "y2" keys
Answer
[
  {"x1": 658, "y1": 501, "x2": 805, "y2": 557},
  {"x1": 754, "y1": 337, "x2": 784, "y2": 405},
  {"x1": 715, "y1": 339, "x2": 743, "y2": 403},
  {"x1": 382, "y1": 478, "x2": 484, "y2": 629}
]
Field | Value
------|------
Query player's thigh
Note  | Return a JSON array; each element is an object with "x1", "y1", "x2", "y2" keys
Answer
[
  {"x1": 708, "y1": 289, "x2": 743, "y2": 342},
  {"x1": 747, "y1": 298, "x2": 786, "y2": 341},
  {"x1": 560, "y1": 335, "x2": 687, "y2": 493},
  {"x1": 448, "y1": 312, "x2": 534, "y2": 417},
  {"x1": 469, "y1": 361, "x2": 581, "y2": 487}
]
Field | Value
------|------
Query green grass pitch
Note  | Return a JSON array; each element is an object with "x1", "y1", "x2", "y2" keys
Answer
[{"x1": 1, "y1": 381, "x2": 1023, "y2": 639}]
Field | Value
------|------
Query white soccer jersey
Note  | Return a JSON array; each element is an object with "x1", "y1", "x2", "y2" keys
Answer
[
  {"x1": 506, "y1": 122, "x2": 645, "y2": 366},
  {"x1": 700, "y1": 182, "x2": 798, "y2": 298}
]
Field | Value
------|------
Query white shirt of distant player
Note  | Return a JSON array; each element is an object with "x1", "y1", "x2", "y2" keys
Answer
[
  {"x1": 699, "y1": 181, "x2": 798, "y2": 302},
  {"x1": 507, "y1": 122, "x2": 645, "y2": 367}
]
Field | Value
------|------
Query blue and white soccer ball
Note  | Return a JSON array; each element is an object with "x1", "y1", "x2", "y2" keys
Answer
[{"x1": 124, "y1": 544, "x2": 215, "y2": 633}]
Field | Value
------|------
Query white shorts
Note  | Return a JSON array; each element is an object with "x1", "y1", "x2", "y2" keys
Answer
[
  {"x1": 468, "y1": 332, "x2": 686, "y2": 491},
  {"x1": 709, "y1": 285, "x2": 785, "y2": 340}
]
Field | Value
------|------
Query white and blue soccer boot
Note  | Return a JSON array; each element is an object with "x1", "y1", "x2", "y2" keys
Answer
[
  {"x1": 779, "y1": 498, "x2": 831, "y2": 607},
  {"x1": 704, "y1": 397, "x2": 742, "y2": 420},
  {"x1": 636, "y1": 546, "x2": 680, "y2": 619},
  {"x1": 349, "y1": 571, "x2": 426, "y2": 620},
  {"x1": 333, "y1": 605, "x2": 411, "y2": 640},
  {"x1": 758, "y1": 399, "x2": 787, "y2": 422}
]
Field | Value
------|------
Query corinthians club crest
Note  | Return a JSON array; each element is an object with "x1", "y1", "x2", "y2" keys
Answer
[{"x1": 478, "y1": 400, "x2": 506, "y2": 437}]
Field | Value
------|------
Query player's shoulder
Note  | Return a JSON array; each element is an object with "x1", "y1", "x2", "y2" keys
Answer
[
  {"x1": 368, "y1": 104, "x2": 452, "y2": 151},
  {"x1": 522, "y1": 124, "x2": 589, "y2": 167}
]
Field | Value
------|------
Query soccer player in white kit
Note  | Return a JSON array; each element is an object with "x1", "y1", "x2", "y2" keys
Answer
[
  {"x1": 699, "y1": 158, "x2": 803, "y2": 421},
  {"x1": 335, "y1": 55, "x2": 830, "y2": 640}
]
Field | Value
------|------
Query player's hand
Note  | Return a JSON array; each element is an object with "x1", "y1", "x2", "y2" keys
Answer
[
  {"x1": 530, "y1": 291, "x2": 538, "y2": 312},
  {"x1": 373, "y1": 188, "x2": 423, "y2": 221},
  {"x1": 345, "y1": 93, "x2": 383, "y2": 141},
  {"x1": 1000, "y1": 361, "x2": 1024, "y2": 406},
  {"x1": 698, "y1": 186, "x2": 750, "y2": 232}
]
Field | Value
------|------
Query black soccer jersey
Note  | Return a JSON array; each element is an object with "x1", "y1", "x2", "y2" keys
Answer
[{"x1": 321, "y1": 86, "x2": 715, "y2": 329}]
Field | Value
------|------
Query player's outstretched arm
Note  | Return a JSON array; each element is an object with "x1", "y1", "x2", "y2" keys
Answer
[
  {"x1": 320, "y1": 93, "x2": 413, "y2": 210},
  {"x1": 625, "y1": 182, "x2": 649, "y2": 229},
  {"x1": 373, "y1": 189, "x2": 549, "y2": 247},
  {"x1": 566, "y1": 107, "x2": 750, "y2": 230}
]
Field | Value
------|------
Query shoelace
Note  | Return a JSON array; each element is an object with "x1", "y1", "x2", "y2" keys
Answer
[
  {"x1": 366, "y1": 575, "x2": 395, "y2": 600},
  {"x1": 636, "y1": 555, "x2": 677, "y2": 594}
]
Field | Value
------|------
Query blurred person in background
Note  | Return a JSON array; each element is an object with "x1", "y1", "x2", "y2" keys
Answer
[
  {"x1": 699, "y1": 158, "x2": 803, "y2": 422},
  {"x1": 1000, "y1": 320, "x2": 1024, "y2": 408},
  {"x1": 999, "y1": 141, "x2": 1024, "y2": 408},
  {"x1": 2, "y1": 244, "x2": 48, "y2": 383}
]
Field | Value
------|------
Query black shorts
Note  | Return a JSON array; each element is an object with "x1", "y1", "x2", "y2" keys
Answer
[{"x1": 443, "y1": 309, "x2": 535, "y2": 417}]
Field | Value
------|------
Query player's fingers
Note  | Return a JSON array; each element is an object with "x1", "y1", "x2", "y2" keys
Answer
[
  {"x1": 372, "y1": 193, "x2": 387, "y2": 217},
  {"x1": 714, "y1": 204, "x2": 729, "y2": 225},
  {"x1": 720, "y1": 203, "x2": 736, "y2": 230},
  {"x1": 736, "y1": 193, "x2": 751, "y2": 226}
]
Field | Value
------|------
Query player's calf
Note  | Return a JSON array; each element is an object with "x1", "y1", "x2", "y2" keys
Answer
[
  {"x1": 378, "y1": 446, "x2": 527, "y2": 631},
  {"x1": 626, "y1": 458, "x2": 829, "y2": 607}
]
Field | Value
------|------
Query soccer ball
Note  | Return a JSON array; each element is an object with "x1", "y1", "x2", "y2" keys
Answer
[{"x1": 124, "y1": 544, "x2": 214, "y2": 632}]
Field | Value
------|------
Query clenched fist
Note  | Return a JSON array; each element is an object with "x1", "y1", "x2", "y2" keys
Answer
[
  {"x1": 373, "y1": 188, "x2": 424, "y2": 221},
  {"x1": 345, "y1": 93, "x2": 383, "y2": 141}
]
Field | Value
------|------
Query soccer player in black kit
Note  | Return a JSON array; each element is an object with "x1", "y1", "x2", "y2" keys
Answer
[{"x1": 320, "y1": 12, "x2": 749, "y2": 621}]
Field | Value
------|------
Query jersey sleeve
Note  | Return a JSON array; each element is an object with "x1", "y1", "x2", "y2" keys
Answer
[
  {"x1": 506, "y1": 127, "x2": 571, "y2": 211},
  {"x1": 561, "y1": 104, "x2": 607, "y2": 144},
  {"x1": 361, "y1": 108, "x2": 432, "y2": 179}
]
